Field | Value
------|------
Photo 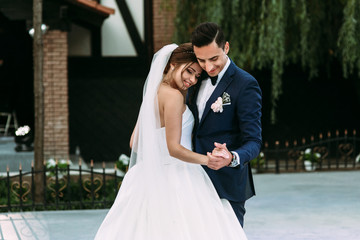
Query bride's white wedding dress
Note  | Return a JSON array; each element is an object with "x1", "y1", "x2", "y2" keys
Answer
[{"x1": 94, "y1": 106, "x2": 247, "y2": 240}]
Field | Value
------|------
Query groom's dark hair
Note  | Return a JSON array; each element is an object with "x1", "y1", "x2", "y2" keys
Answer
[{"x1": 191, "y1": 22, "x2": 226, "y2": 49}]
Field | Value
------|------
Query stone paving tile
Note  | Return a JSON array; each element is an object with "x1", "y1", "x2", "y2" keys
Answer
[
  {"x1": 245, "y1": 170, "x2": 360, "y2": 240},
  {"x1": 0, "y1": 137, "x2": 33, "y2": 173},
  {"x1": 0, "y1": 210, "x2": 105, "y2": 240},
  {"x1": 1, "y1": 171, "x2": 359, "y2": 239}
]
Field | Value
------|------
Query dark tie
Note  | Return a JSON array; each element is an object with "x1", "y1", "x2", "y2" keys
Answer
[{"x1": 210, "y1": 75, "x2": 218, "y2": 86}]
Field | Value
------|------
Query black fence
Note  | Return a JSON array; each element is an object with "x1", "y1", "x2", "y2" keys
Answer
[
  {"x1": 253, "y1": 129, "x2": 360, "y2": 173},
  {"x1": 1, "y1": 129, "x2": 360, "y2": 212},
  {"x1": 0, "y1": 159, "x2": 123, "y2": 212}
]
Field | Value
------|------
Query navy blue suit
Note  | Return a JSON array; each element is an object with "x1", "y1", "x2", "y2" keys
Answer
[{"x1": 187, "y1": 59, "x2": 262, "y2": 225}]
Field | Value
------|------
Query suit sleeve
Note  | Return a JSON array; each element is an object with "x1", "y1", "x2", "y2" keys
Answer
[{"x1": 233, "y1": 76, "x2": 262, "y2": 165}]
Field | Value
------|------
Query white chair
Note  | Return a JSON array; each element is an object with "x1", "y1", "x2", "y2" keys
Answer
[{"x1": 0, "y1": 111, "x2": 18, "y2": 136}]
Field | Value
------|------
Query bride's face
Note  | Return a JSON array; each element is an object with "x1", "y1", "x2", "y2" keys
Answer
[{"x1": 171, "y1": 62, "x2": 202, "y2": 91}]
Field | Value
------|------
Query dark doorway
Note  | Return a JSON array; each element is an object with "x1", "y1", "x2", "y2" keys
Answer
[{"x1": 0, "y1": 12, "x2": 34, "y2": 135}]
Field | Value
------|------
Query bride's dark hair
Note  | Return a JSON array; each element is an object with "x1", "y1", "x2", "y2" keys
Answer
[{"x1": 163, "y1": 43, "x2": 198, "y2": 75}]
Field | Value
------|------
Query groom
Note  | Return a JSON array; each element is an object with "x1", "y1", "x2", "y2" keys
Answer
[{"x1": 187, "y1": 22, "x2": 262, "y2": 226}]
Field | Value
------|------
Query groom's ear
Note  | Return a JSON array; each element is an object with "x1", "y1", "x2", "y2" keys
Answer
[{"x1": 224, "y1": 41, "x2": 229, "y2": 55}]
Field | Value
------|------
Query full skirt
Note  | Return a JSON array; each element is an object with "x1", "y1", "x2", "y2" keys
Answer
[{"x1": 94, "y1": 160, "x2": 247, "y2": 240}]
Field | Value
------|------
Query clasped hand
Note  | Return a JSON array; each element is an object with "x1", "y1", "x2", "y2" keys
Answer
[{"x1": 206, "y1": 142, "x2": 232, "y2": 170}]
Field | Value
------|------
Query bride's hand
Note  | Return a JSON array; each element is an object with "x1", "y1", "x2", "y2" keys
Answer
[
  {"x1": 211, "y1": 145, "x2": 230, "y2": 159},
  {"x1": 207, "y1": 143, "x2": 232, "y2": 170}
]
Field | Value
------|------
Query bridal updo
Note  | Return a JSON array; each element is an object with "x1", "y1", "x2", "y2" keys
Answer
[{"x1": 163, "y1": 43, "x2": 198, "y2": 75}]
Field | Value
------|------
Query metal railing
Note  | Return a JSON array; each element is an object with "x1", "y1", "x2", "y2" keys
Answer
[
  {"x1": 253, "y1": 129, "x2": 360, "y2": 173},
  {"x1": 1, "y1": 129, "x2": 359, "y2": 212},
  {"x1": 0, "y1": 159, "x2": 123, "y2": 212}
]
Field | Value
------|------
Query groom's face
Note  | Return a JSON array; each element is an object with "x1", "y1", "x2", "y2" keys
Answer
[{"x1": 193, "y1": 40, "x2": 229, "y2": 77}]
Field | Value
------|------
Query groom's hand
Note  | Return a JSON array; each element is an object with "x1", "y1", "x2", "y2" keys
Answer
[{"x1": 207, "y1": 142, "x2": 232, "y2": 170}]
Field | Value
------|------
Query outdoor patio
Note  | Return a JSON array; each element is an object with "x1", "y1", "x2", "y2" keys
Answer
[{"x1": 1, "y1": 170, "x2": 359, "y2": 240}]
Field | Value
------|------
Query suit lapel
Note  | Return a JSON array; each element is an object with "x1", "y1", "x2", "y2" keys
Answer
[{"x1": 198, "y1": 62, "x2": 236, "y2": 128}]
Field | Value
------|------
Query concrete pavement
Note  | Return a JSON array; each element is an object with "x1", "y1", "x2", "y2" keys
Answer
[
  {"x1": 0, "y1": 137, "x2": 33, "y2": 173},
  {"x1": 1, "y1": 170, "x2": 359, "y2": 239},
  {"x1": 245, "y1": 170, "x2": 360, "y2": 240}
]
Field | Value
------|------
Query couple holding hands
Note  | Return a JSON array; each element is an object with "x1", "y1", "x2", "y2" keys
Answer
[{"x1": 95, "y1": 22, "x2": 262, "y2": 240}]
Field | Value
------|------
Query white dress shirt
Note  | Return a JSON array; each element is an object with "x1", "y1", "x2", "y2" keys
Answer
[
  {"x1": 195, "y1": 57, "x2": 240, "y2": 167},
  {"x1": 196, "y1": 57, "x2": 231, "y2": 120}
]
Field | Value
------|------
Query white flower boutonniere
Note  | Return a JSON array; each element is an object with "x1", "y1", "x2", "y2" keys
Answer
[
  {"x1": 211, "y1": 92, "x2": 231, "y2": 113},
  {"x1": 211, "y1": 97, "x2": 223, "y2": 113}
]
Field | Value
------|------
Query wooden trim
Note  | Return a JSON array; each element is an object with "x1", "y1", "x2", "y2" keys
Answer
[
  {"x1": 144, "y1": 0, "x2": 153, "y2": 64},
  {"x1": 115, "y1": 0, "x2": 146, "y2": 57},
  {"x1": 66, "y1": 0, "x2": 115, "y2": 16}
]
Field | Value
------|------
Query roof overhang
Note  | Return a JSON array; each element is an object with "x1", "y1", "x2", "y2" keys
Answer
[
  {"x1": 0, "y1": 0, "x2": 115, "y2": 28},
  {"x1": 65, "y1": 0, "x2": 115, "y2": 16}
]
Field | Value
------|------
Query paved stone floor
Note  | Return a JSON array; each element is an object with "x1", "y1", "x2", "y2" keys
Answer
[
  {"x1": 245, "y1": 170, "x2": 360, "y2": 240},
  {"x1": 0, "y1": 137, "x2": 33, "y2": 174},
  {"x1": 1, "y1": 171, "x2": 359, "y2": 239}
]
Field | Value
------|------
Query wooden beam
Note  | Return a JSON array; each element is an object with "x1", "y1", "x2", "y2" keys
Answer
[
  {"x1": 33, "y1": 0, "x2": 45, "y2": 203},
  {"x1": 115, "y1": 0, "x2": 146, "y2": 57},
  {"x1": 144, "y1": 0, "x2": 153, "y2": 63}
]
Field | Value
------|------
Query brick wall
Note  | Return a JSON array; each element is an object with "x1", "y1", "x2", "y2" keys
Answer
[
  {"x1": 152, "y1": 0, "x2": 177, "y2": 52},
  {"x1": 42, "y1": 30, "x2": 69, "y2": 161}
]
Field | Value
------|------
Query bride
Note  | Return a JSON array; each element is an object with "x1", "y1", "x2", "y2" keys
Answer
[{"x1": 94, "y1": 43, "x2": 248, "y2": 240}]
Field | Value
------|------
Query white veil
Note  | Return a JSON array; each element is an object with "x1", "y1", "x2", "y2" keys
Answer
[{"x1": 129, "y1": 44, "x2": 178, "y2": 169}]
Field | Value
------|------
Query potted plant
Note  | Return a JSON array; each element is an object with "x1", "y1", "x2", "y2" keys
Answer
[
  {"x1": 299, "y1": 148, "x2": 321, "y2": 171},
  {"x1": 14, "y1": 125, "x2": 34, "y2": 152},
  {"x1": 251, "y1": 152, "x2": 265, "y2": 173}
]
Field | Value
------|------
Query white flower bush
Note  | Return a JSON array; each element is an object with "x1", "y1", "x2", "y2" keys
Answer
[
  {"x1": 251, "y1": 151, "x2": 265, "y2": 171},
  {"x1": 46, "y1": 158, "x2": 73, "y2": 177},
  {"x1": 46, "y1": 158, "x2": 56, "y2": 168},
  {"x1": 116, "y1": 154, "x2": 130, "y2": 172},
  {"x1": 356, "y1": 154, "x2": 360, "y2": 164},
  {"x1": 300, "y1": 148, "x2": 321, "y2": 164}
]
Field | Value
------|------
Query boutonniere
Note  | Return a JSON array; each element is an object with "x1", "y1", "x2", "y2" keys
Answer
[{"x1": 211, "y1": 92, "x2": 231, "y2": 113}]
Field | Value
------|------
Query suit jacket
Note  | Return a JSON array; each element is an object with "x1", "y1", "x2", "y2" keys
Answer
[{"x1": 187, "y1": 59, "x2": 262, "y2": 202}]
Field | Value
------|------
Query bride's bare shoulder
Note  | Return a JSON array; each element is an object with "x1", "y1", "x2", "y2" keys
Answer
[{"x1": 158, "y1": 84, "x2": 183, "y2": 103}]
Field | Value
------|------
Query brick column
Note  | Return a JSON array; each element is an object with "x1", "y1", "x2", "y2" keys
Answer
[
  {"x1": 42, "y1": 30, "x2": 69, "y2": 161},
  {"x1": 152, "y1": 0, "x2": 177, "y2": 52}
]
